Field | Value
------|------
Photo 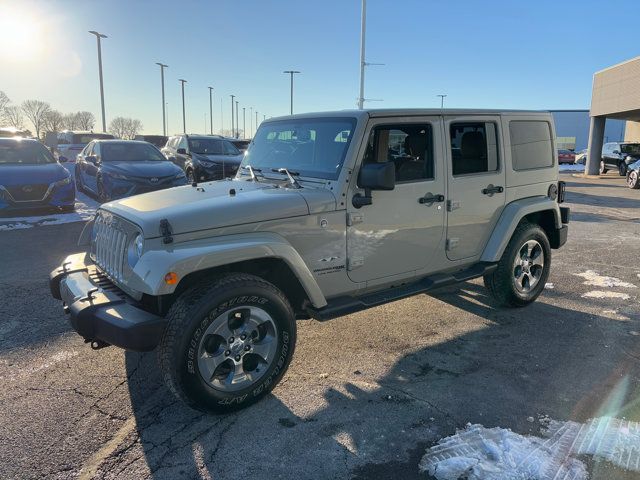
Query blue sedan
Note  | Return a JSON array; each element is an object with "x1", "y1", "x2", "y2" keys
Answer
[
  {"x1": 75, "y1": 140, "x2": 188, "y2": 202},
  {"x1": 0, "y1": 138, "x2": 75, "y2": 213}
]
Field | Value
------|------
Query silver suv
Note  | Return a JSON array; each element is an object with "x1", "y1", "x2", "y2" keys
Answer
[{"x1": 50, "y1": 109, "x2": 569, "y2": 413}]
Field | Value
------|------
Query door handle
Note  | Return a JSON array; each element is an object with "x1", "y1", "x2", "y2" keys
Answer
[
  {"x1": 481, "y1": 184, "x2": 504, "y2": 196},
  {"x1": 418, "y1": 193, "x2": 445, "y2": 205}
]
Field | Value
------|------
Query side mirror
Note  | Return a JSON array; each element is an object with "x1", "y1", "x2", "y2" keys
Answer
[
  {"x1": 176, "y1": 148, "x2": 187, "y2": 155},
  {"x1": 353, "y1": 162, "x2": 395, "y2": 208},
  {"x1": 86, "y1": 155, "x2": 98, "y2": 164},
  {"x1": 613, "y1": 150, "x2": 620, "y2": 155}
]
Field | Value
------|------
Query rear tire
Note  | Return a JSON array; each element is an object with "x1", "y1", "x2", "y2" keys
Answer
[
  {"x1": 628, "y1": 170, "x2": 640, "y2": 189},
  {"x1": 599, "y1": 161, "x2": 608, "y2": 175},
  {"x1": 158, "y1": 273, "x2": 296, "y2": 413},
  {"x1": 484, "y1": 222, "x2": 551, "y2": 308}
]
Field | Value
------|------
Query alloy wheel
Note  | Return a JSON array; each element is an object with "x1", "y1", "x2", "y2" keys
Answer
[
  {"x1": 512, "y1": 239, "x2": 545, "y2": 293},
  {"x1": 197, "y1": 306, "x2": 278, "y2": 392}
]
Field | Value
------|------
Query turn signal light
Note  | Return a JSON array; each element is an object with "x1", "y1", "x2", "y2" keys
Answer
[{"x1": 164, "y1": 272, "x2": 178, "y2": 285}]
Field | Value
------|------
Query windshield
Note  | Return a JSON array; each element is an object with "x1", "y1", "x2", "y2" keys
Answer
[
  {"x1": 0, "y1": 141, "x2": 56, "y2": 165},
  {"x1": 621, "y1": 144, "x2": 640, "y2": 156},
  {"x1": 188, "y1": 138, "x2": 240, "y2": 155},
  {"x1": 241, "y1": 117, "x2": 357, "y2": 180},
  {"x1": 72, "y1": 133, "x2": 114, "y2": 144},
  {"x1": 101, "y1": 143, "x2": 166, "y2": 162}
]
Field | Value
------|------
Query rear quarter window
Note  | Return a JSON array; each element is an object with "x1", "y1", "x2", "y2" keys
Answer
[{"x1": 509, "y1": 121, "x2": 554, "y2": 171}]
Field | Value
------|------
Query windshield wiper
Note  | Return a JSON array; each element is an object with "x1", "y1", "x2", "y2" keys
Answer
[
  {"x1": 272, "y1": 168, "x2": 301, "y2": 188},
  {"x1": 241, "y1": 164, "x2": 262, "y2": 182}
]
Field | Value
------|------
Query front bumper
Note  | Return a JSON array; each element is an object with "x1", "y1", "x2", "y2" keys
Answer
[
  {"x1": 0, "y1": 181, "x2": 75, "y2": 211},
  {"x1": 106, "y1": 177, "x2": 187, "y2": 200},
  {"x1": 196, "y1": 163, "x2": 239, "y2": 181},
  {"x1": 49, "y1": 253, "x2": 166, "y2": 351}
]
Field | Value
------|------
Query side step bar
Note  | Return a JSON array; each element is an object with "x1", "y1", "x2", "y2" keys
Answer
[{"x1": 306, "y1": 262, "x2": 497, "y2": 321}]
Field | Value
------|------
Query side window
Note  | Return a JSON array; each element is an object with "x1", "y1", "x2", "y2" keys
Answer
[
  {"x1": 450, "y1": 122, "x2": 499, "y2": 176},
  {"x1": 223, "y1": 141, "x2": 239, "y2": 155},
  {"x1": 363, "y1": 124, "x2": 434, "y2": 183},
  {"x1": 509, "y1": 121, "x2": 553, "y2": 170},
  {"x1": 178, "y1": 136, "x2": 188, "y2": 151},
  {"x1": 93, "y1": 143, "x2": 101, "y2": 157}
]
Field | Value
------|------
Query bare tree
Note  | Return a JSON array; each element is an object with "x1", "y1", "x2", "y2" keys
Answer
[
  {"x1": 43, "y1": 110, "x2": 65, "y2": 133},
  {"x1": 125, "y1": 119, "x2": 143, "y2": 139},
  {"x1": 109, "y1": 117, "x2": 143, "y2": 139},
  {"x1": 21, "y1": 99, "x2": 51, "y2": 138},
  {"x1": 0, "y1": 91, "x2": 10, "y2": 122},
  {"x1": 62, "y1": 112, "x2": 79, "y2": 130},
  {"x1": 3, "y1": 105, "x2": 25, "y2": 129},
  {"x1": 108, "y1": 117, "x2": 128, "y2": 139},
  {"x1": 75, "y1": 111, "x2": 96, "y2": 130}
]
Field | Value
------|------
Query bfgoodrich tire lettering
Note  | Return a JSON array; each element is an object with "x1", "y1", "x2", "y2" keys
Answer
[
  {"x1": 484, "y1": 221, "x2": 551, "y2": 308},
  {"x1": 158, "y1": 273, "x2": 296, "y2": 413}
]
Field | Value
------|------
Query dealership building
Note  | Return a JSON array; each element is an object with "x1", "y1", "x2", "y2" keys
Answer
[
  {"x1": 551, "y1": 110, "x2": 625, "y2": 151},
  {"x1": 586, "y1": 56, "x2": 640, "y2": 175}
]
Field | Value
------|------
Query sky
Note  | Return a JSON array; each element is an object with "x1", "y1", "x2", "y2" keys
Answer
[{"x1": 0, "y1": 0, "x2": 638, "y2": 136}]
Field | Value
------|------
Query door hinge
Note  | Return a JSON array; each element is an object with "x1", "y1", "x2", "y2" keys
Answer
[
  {"x1": 347, "y1": 213, "x2": 364, "y2": 226},
  {"x1": 446, "y1": 238, "x2": 459, "y2": 251},
  {"x1": 447, "y1": 200, "x2": 461, "y2": 212},
  {"x1": 347, "y1": 257, "x2": 364, "y2": 270}
]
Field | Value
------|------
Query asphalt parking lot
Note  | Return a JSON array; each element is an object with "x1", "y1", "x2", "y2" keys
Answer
[{"x1": 1, "y1": 173, "x2": 639, "y2": 479}]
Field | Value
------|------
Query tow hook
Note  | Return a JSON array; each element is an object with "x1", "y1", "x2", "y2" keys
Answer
[{"x1": 87, "y1": 339, "x2": 110, "y2": 350}]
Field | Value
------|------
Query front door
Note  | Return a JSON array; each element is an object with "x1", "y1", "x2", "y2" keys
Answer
[
  {"x1": 445, "y1": 117, "x2": 506, "y2": 261},
  {"x1": 346, "y1": 117, "x2": 446, "y2": 284}
]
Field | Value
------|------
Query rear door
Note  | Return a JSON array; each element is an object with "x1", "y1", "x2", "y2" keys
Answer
[{"x1": 445, "y1": 116, "x2": 506, "y2": 261}]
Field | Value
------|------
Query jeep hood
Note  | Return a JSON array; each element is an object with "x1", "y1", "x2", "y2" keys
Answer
[{"x1": 101, "y1": 179, "x2": 336, "y2": 237}]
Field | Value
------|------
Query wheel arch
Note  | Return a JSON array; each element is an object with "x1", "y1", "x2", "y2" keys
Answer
[
  {"x1": 129, "y1": 233, "x2": 327, "y2": 312},
  {"x1": 481, "y1": 197, "x2": 561, "y2": 262}
]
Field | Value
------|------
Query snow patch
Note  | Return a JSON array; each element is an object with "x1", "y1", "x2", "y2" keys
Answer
[
  {"x1": 420, "y1": 417, "x2": 640, "y2": 480},
  {"x1": 559, "y1": 164, "x2": 585, "y2": 172},
  {"x1": 0, "y1": 192, "x2": 97, "y2": 231},
  {"x1": 582, "y1": 291, "x2": 631, "y2": 300},
  {"x1": 544, "y1": 283, "x2": 554, "y2": 290},
  {"x1": 574, "y1": 270, "x2": 636, "y2": 289}
]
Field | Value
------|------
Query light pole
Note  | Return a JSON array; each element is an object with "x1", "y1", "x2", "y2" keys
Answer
[
  {"x1": 249, "y1": 107, "x2": 253, "y2": 138},
  {"x1": 235, "y1": 100, "x2": 239, "y2": 138},
  {"x1": 437, "y1": 94, "x2": 447, "y2": 109},
  {"x1": 255, "y1": 111, "x2": 259, "y2": 133},
  {"x1": 208, "y1": 87, "x2": 214, "y2": 135},
  {"x1": 178, "y1": 79, "x2": 187, "y2": 133},
  {"x1": 242, "y1": 107, "x2": 246, "y2": 140},
  {"x1": 156, "y1": 62, "x2": 168, "y2": 136},
  {"x1": 357, "y1": 0, "x2": 366, "y2": 110},
  {"x1": 89, "y1": 31, "x2": 107, "y2": 132},
  {"x1": 230, "y1": 95, "x2": 235, "y2": 138},
  {"x1": 166, "y1": 102, "x2": 169, "y2": 134},
  {"x1": 283, "y1": 70, "x2": 301, "y2": 115}
]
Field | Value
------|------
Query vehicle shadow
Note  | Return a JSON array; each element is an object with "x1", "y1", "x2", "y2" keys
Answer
[
  {"x1": 124, "y1": 282, "x2": 640, "y2": 479},
  {"x1": 566, "y1": 190, "x2": 640, "y2": 210}
]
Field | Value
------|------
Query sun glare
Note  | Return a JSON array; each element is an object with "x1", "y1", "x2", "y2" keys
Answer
[{"x1": 0, "y1": 7, "x2": 45, "y2": 61}]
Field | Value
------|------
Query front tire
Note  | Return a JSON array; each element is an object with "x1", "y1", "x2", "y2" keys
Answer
[
  {"x1": 628, "y1": 170, "x2": 640, "y2": 189},
  {"x1": 97, "y1": 178, "x2": 110, "y2": 203},
  {"x1": 619, "y1": 162, "x2": 628, "y2": 176},
  {"x1": 158, "y1": 273, "x2": 296, "y2": 413},
  {"x1": 484, "y1": 222, "x2": 551, "y2": 308}
]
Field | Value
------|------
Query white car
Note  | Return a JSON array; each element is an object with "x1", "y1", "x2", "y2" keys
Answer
[{"x1": 55, "y1": 131, "x2": 114, "y2": 164}]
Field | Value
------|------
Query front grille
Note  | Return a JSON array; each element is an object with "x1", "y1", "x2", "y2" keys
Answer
[
  {"x1": 93, "y1": 212, "x2": 130, "y2": 283},
  {"x1": 6, "y1": 184, "x2": 49, "y2": 201}
]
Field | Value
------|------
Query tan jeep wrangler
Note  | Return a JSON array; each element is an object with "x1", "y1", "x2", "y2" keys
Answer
[{"x1": 50, "y1": 109, "x2": 569, "y2": 412}]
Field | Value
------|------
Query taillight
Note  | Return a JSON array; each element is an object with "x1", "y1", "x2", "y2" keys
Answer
[{"x1": 557, "y1": 181, "x2": 566, "y2": 203}]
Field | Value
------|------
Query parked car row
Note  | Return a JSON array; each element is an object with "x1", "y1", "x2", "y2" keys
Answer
[{"x1": 0, "y1": 130, "x2": 251, "y2": 214}]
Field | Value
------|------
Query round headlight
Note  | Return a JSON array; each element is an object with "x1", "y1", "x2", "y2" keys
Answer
[{"x1": 134, "y1": 234, "x2": 144, "y2": 258}]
